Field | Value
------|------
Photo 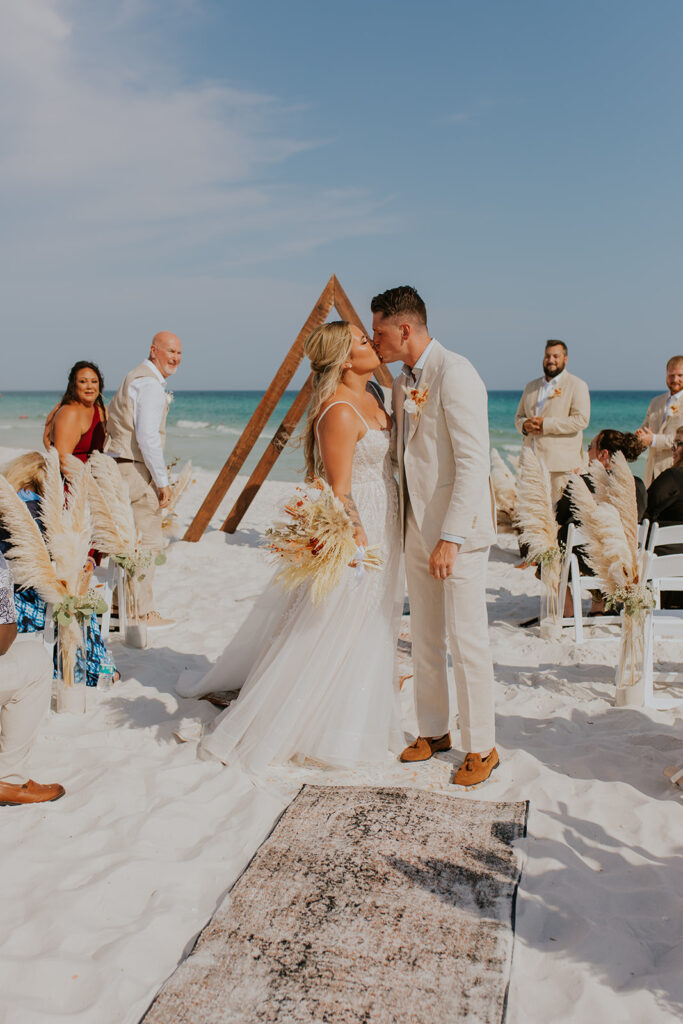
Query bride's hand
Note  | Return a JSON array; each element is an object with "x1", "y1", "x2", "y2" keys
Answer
[{"x1": 349, "y1": 527, "x2": 369, "y2": 566}]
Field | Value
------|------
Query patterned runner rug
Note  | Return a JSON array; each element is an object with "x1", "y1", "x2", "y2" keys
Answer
[{"x1": 143, "y1": 785, "x2": 528, "y2": 1023}]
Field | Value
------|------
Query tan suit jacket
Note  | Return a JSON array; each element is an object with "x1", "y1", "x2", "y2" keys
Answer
[
  {"x1": 515, "y1": 370, "x2": 590, "y2": 473},
  {"x1": 393, "y1": 340, "x2": 496, "y2": 553},
  {"x1": 640, "y1": 392, "x2": 683, "y2": 486}
]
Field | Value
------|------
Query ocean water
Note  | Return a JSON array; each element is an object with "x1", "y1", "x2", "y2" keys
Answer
[{"x1": 0, "y1": 388, "x2": 658, "y2": 482}]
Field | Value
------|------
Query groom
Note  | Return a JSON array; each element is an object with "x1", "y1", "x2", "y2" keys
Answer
[{"x1": 371, "y1": 286, "x2": 498, "y2": 787}]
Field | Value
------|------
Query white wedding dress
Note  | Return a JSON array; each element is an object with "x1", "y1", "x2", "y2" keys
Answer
[{"x1": 178, "y1": 403, "x2": 405, "y2": 773}]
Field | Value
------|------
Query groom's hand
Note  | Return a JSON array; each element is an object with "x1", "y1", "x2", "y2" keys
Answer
[{"x1": 429, "y1": 540, "x2": 459, "y2": 580}]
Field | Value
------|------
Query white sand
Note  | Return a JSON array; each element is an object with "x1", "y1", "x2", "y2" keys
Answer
[{"x1": 1, "y1": 448, "x2": 683, "y2": 1024}]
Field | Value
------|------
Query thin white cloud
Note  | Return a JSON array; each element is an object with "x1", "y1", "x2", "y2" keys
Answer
[{"x1": 0, "y1": 0, "x2": 392, "y2": 275}]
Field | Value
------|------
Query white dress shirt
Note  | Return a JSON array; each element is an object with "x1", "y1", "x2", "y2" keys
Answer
[
  {"x1": 536, "y1": 369, "x2": 567, "y2": 415},
  {"x1": 404, "y1": 339, "x2": 465, "y2": 546},
  {"x1": 126, "y1": 360, "x2": 169, "y2": 488}
]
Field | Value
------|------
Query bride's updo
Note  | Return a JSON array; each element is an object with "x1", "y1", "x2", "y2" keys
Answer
[{"x1": 302, "y1": 321, "x2": 353, "y2": 480}]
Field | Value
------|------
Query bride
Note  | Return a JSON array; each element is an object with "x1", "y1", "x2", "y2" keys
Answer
[{"x1": 177, "y1": 321, "x2": 405, "y2": 772}]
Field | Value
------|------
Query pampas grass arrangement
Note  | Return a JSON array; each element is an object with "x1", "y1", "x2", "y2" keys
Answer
[
  {"x1": 265, "y1": 479, "x2": 382, "y2": 605},
  {"x1": 0, "y1": 450, "x2": 104, "y2": 687},
  {"x1": 514, "y1": 449, "x2": 562, "y2": 629},
  {"x1": 87, "y1": 452, "x2": 164, "y2": 620},
  {"x1": 568, "y1": 459, "x2": 653, "y2": 696},
  {"x1": 490, "y1": 448, "x2": 517, "y2": 530}
]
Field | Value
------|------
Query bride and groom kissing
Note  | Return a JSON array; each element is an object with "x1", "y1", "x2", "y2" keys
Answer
[{"x1": 178, "y1": 285, "x2": 499, "y2": 789}]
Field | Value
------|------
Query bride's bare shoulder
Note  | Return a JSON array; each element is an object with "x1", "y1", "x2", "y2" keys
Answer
[{"x1": 316, "y1": 394, "x2": 361, "y2": 437}]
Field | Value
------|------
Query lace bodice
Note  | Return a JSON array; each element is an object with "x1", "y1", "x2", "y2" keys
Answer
[{"x1": 350, "y1": 426, "x2": 399, "y2": 556}]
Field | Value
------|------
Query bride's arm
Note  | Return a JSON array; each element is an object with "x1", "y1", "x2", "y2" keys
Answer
[{"x1": 316, "y1": 404, "x2": 369, "y2": 549}]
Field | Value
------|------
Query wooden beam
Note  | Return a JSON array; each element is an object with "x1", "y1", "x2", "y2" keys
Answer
[
  {"x1": 221, "y1": 376, "x2": 314, "y2": 534},
  {"x1": 183, "y1": 276, "x2": 336, "y2": 542},
  {"x1": 332, "y1": 275, "x2": 393, "y2": 389}
]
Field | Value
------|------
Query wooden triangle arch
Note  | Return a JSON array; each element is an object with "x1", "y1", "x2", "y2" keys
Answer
[{"x1": 183, "y1": 275, "x2": 393, "y2": 542}]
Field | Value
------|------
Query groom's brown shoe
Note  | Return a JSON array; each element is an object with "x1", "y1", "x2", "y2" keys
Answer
[
  {"x1": 399, "y1": 732, "x2": 452, "y2": 763},
  {"x1": 452, "y1": 748, "x2": 500, "y2": 788},
  {"x1": 0, "y1": 779, "x2": 65, "y2": 806}
]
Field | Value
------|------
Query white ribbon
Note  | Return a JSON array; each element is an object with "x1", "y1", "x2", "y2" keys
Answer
[{"x1": 352, "y1": 546, "x2": 366, "y2": 586}]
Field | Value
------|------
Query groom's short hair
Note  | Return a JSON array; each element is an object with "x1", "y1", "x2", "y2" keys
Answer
[
  {"x1": 371, "y1": 286, "x2": 427, "y2": 327},
  {"x1": 545, "y1": 339, "x2": 568, "y2": 354}
]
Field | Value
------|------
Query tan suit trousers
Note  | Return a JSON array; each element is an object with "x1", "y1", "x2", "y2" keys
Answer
[
  {"x1": 0, "y1": 637, "x2": 52, "y2": 784},
  {"x1": 405, "y1": 503, "x2": 496, "y2": 753},
  {"x1": 118, "y1": 461, "x2": 163, "y2": 617}
]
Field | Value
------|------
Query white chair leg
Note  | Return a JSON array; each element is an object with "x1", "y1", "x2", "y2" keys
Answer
[{"x1": 642, "y1": 613, "x2": 655, "y2": 709}]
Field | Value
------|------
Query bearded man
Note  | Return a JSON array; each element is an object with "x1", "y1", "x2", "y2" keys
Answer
[{"x1": 515, "y1": 340, "x2": 590, "y2": 501}]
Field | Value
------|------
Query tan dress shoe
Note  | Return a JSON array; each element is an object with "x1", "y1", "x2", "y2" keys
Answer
[
  {"x1": 399, "y1": 732, "x2": 452, "y2": 763},
  {"x1": 452, "y1": 748, "x2": 500, "y2": 788},
  {"x1": 0, "y1": 779, "x2": 65, "y2": 806}
]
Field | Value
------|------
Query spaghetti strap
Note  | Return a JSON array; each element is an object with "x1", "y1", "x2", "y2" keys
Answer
[{"x1": 315, "y1": 401, "x2": 370, "y2": 442}]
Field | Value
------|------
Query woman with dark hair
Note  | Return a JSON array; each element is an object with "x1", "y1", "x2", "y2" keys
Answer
[
  {"x1": 556, "y1": 429, "x2": 647, "y2": 615},
  {"x1": 43, "y1": 361, "x2": 107, "y2": 469}
]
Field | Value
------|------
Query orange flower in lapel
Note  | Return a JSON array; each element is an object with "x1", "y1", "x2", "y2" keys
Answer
[{"x1": 402, "y1": 383, "x2": 430, "y2": 415}]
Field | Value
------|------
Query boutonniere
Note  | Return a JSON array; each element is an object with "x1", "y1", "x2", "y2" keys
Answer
[
  {"x1": 552, "y1": 386, "x2": 563, "y2": 398},
  {"x1": 667, "y1": 403, "x2": 679, "y2": 417},
  {"x1": 402, "y1": 382, "x2": 430, "y2": 415},
  {"x1": 165, "y1": 390, "x2": 174, "y2": 406}
]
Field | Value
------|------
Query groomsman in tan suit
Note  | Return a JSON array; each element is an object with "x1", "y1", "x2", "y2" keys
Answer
[
  {"x1": 371, "y1": 286, "x2": 498, "y2": 788},
  {"x1": 636, "y1": 356, "x2": 683, "y2": 486},
  {"x1": 515, "y1": 340, "x2": 590, "y2": 500},
  {"x1": 107, "y1": 332, "x2": 182, "y2": 627}
]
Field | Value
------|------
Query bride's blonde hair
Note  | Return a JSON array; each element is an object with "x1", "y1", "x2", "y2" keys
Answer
[{"x1": 302, "y1": 320, "x2": 353, "y2": 480}]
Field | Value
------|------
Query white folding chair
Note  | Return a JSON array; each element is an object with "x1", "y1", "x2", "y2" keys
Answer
[
  {"x1": 641, "y1": 549, "x2": 683, "y2": 709},
  {"x1": 644, "y1": 524, "x2": 683, "y2": 607},
  {"x1": 560, "y1": 523, "x2": 621, "y2": 643}
]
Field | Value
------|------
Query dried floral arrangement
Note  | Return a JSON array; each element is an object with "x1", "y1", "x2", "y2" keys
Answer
[
  {"x1": 265, "y1": 479, "x2": 382, "y2": 604},
  {"x1": 0, "y1": 450, "x2": 105, "y2": 684},
  {"x1": 514, "y1": 449, "x2": 563, "y2": 619}
]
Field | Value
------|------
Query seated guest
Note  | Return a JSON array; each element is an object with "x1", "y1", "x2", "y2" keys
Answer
[
  {"x1": 43, "y1": 361, "x2": 107, "y2": 470},
  {"x1": 646, "y1": 426, "x2": 683, "y2": 549},
  {"x1": 0, "y1": 551, "x2": 65, "y2": 806},
  {"x1": 645, "y1": 425, "x2": 683, "y2": 616},
  {"x1": 556, "y1": 430, "x2": 646, "y2": 614},
  {"x1": 0, "y1": 453, "x2": 118, "y2": 685}
]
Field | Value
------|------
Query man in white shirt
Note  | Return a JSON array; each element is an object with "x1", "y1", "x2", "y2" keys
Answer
[
  {"x1": 515, "y1": 340, "x2": 591, "y2": 500},
  {"x1": 107, "y1": 332, "x2": 183, "y2": 627},
  {"x1": 0, "y1": 552, "x2": 65, "y2": 806},
  {"x1": 636, "y1": 356, "x2": 683, "y2": 486}
]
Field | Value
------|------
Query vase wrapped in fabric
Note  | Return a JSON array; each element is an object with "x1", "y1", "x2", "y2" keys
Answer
[
  {"x1": 613, "y1": 587, "x2": 653, "y2": 707},
  {"x1": 539, "y1": 554, "x2": 562, "y2": 640}
]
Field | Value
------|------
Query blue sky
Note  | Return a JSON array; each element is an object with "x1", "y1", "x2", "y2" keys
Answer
[{"x1": 1, "y1": 0, "x2": 681, "y2": 391}]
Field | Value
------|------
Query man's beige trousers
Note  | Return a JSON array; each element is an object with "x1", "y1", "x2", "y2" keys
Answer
[
  {"x1": 404, "y1": 505, "x2": 496, "y2": 753},
  {"x1": 118, "y1": 461, "x2": 163, "y2": 617},
  {"x1": 0, "y1": 637, "x2": 52, "y2": 783}
]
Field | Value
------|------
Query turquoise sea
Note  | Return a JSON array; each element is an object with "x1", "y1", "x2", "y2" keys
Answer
[{"x1": 0, "y1": 389, "x2": 656, "y2": 482}]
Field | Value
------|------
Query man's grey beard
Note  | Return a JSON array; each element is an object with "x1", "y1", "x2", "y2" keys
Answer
[{"x1": 543, "y1": 364, "x2": 564, "y2": 380}]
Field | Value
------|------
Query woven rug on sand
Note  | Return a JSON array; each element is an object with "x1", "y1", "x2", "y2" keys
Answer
[{"x1": 142, "y1": 785, "x2": 528, "y2": 1024}]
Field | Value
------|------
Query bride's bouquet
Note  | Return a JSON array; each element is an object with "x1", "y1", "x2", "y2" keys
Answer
[{"x1": 265, "y1": 479, "x2": 382, "y2": 604}]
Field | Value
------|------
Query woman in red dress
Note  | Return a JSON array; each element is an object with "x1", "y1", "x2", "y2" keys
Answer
[{"x1": 44, "y1": 361, "x2": 107, "y2": 469}]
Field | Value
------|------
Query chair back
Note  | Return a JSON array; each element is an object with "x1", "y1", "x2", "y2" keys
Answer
[
  {"x1": 648, "y1": 523, "x2": 683, "y2": 551},
  {"x1": 644, "y1": 551, "x2": 683, "y2": 591}
]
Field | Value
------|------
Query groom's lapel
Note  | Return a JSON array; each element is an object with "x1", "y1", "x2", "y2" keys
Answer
[
  {"x1": 395, "y1": 380, "x2": 406, "y2": 463},
  {"x1": 406, "y1": 341, "x2": 441, "y2": 446}
]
